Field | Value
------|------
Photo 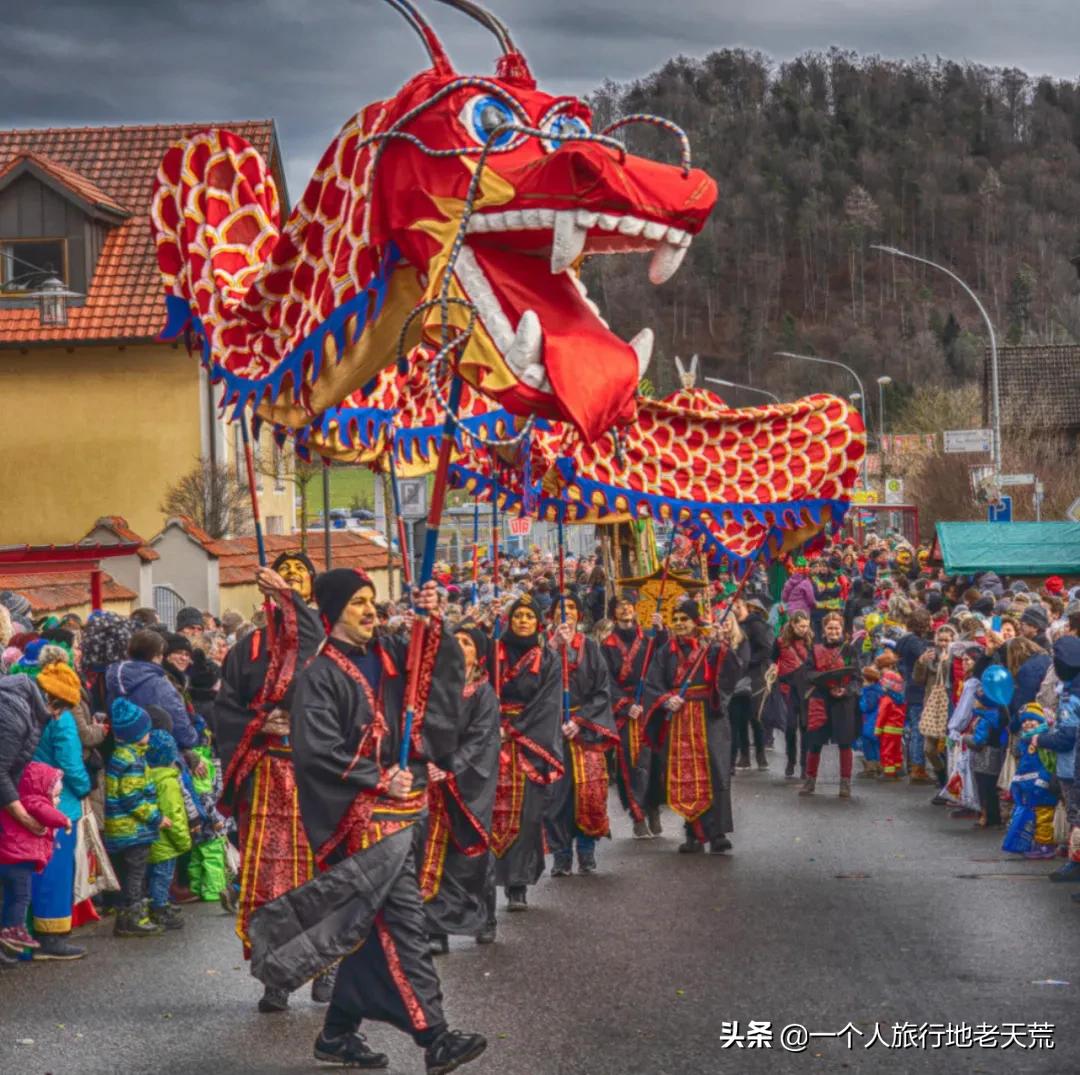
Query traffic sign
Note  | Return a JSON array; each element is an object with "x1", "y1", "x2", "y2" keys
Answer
[
  {"x1": 397, "y1": 477, "x2": 428, "y2": 520},
  {"x1": 884, "y1": 477, "x2": 904, "y2": 505},
  {"x1": 944, "y1": 429, "x2": 993, "y2": 453},
  {"x1": 988, "y1": 496, "x2": 1013, "y2": 523},
  {"x1": 508, "y1": 516, "x2": 532, "y2": 537},
  {"x1": 998, "y1": 473, "x2": 1036, "y2": 487}
]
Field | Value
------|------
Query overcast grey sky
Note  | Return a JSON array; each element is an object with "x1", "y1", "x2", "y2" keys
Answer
[{"x1": 4, "y1": 0, "x2": 1078, "y2": 193}]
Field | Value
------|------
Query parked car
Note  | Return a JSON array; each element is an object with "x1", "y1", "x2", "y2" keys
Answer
[{"x1": 350, "y1": 508, "x2": 376, "y2": 521}]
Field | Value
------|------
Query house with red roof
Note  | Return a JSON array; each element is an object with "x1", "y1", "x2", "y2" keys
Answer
[{"x1": 0, "y1": 121, "x2": 297, "y2": 547}]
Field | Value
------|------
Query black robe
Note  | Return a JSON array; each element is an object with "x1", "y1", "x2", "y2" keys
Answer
[
  {"x1": 642, "y1": 633, "x2": 749, "y2": 841},
  {"x1": 803, "y1": 641, "x2": 860, "y2": 750},
  {"x1": 544, "y1": 632, "x2": 617, "y2": 852},
  {"x1": 491, "y1": 638, "x2": 563, "y2": 888},
  {"x1": 601, "y1": 625, "x2": 658, "y2": 817},
  {"x1": 248, "y1": 620, "x2": 465, "y2": 1024},
  {"x1": 211, "y1": 590, "x2": 324, "y2": 803},
  {"x1": 420, "y1": 678, "x2": 500, "y2": 936}
]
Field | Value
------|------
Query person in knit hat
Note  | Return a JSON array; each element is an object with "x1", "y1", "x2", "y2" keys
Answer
[
  {"x1": 144, "y1": 730, "x2": 191, "y2": 931},
  {"x1": 268, "y1": 575, "x2": 486, "y2": 1072},
  {"x1": 104, "y1": 698, "x2": 167, "y2": 938}
]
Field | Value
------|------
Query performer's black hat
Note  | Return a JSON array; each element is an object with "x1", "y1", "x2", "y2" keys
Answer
[
  {"x1": 453, "y1": 624, "x2": 490, "y2": 667},
  {"x1": 549, "y1": 592, "x2": 581, "y2": 621},
  {"x1": 314, "y1": 567, "x2": 375, "y2": 632},
  {"x1": 272, "y1": 549, "x2": 316, "y2": 578}
]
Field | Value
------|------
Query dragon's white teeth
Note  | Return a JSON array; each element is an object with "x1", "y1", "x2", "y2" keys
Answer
[
  {"x1": 618, "y1": 216, "x2": 645, "y2": 237},
  {"x1": 502, "y1": 210, "x2": 525, "y2": 230},
  {"x1": 643, "y1": 220, "x2": 668, "y2": 241},
  {"x1": 551, "y1": 211, "x2": 588, "y2": 274},
  {"x1": 520, "y1": 362, "x2": 549, "y2": 390},
  {"x1": 666, "y1": 226, "x2": 691, "y2": 248},
  {"x1": 523, "y1": 208, "x2": 552, "y2": 229},
  {"x1": 648, "y1": 241, "x2": 688, "y2": 285},
  {"x1": 575, "y1": 210, "x2": 598, "y2": 228},
  {"x1": 504, "y1": 309, "x2": 542, "y2": 377},
  {"x1": 629, "y1": 327, "x2": 654, "y2": 378},
  {"x1": 597, "y1": 213, "x2": 619, "y2": 231}
]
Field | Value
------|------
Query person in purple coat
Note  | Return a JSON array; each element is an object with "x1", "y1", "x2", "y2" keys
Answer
[{"x1": 781, "y1": 557, "x2": 816, "y2": 618}]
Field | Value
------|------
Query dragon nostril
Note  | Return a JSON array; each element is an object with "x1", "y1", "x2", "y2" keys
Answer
[{"x1": 568, "y1": 149, "x2": 605, "y2": 192}]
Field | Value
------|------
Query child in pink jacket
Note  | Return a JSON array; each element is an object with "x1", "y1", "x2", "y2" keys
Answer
[{"x1": 0, "y1": 761, "x2": 70, "y2": 954}]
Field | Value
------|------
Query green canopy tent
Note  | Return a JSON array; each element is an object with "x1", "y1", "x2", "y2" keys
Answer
[{"x1": 933, "y1": 522, "x2": 1080, "y2": 577}]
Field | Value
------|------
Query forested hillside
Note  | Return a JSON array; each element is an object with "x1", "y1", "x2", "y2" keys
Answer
[{"x1": 584, "y1": 49, "x2": 1080, "y2": 403}]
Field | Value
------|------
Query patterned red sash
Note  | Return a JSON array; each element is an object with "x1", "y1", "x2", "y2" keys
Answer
[
  {"x1": 605, "y1": 629, "x2": 644, "y2": 685},
  {"x1": 665, "y1": 689, "x2": 714, "y2": 822},
  {"x1": 569, "y1": 734, "x2": 611, "y2": 837},
  {"x1": 807, "y1": 644, "x2": 849, "y2": 732}
]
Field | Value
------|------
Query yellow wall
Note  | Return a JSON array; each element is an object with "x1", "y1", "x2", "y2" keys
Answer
[{"x1": 0, "y1": 342, "x2": 202, "y2": 544}]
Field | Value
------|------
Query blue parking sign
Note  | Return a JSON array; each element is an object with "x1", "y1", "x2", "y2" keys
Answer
[{"x1": 988, "y1": 496, "x2": 1012, "y2": 523}]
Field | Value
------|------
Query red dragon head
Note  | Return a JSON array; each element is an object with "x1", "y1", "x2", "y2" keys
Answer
[{"x1": 152, "y1": 0, "x2": 717, "y2": 442}]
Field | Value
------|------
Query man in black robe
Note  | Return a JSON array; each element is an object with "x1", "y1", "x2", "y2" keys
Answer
[
  {"x1": 489, "y1": 594, "x2": 563, "y2": 911},
  {"x1": 602, "y1": 595, "x2": 664, "y2": 838},
  {"x1": 420, "y1": 625, "x2": 500, "y2": 952},
  {"x1": 251, "y1": 568, "x2": 486, "y2": 1074},
  {"x1": 545, "y1": 593, "x2": 618, "y2": 875},
  {"x1": 642, "y1": 600, "x2": 748, "y2": 854},
  {"x1": 210, "y1": 552, "x2": 328, "y2": 1012}
]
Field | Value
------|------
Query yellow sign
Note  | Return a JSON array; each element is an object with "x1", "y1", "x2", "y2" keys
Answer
[{"x1": 852, "y1": 490, "x2": 879, "y2": 505}]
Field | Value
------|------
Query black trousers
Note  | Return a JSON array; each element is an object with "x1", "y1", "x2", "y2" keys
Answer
[
  {"x1": 115, "y1": 844, "x2": 151, "y2": 909},
  {"x1": 730, "y1": 693, "x2": 763, "y2": 759},
  {"x1": 326, "y1": 844, "x2": 446, "y2": 1047},
  {"x1": 974, "y1": 772, "x2": 1002, "y2": 826}
]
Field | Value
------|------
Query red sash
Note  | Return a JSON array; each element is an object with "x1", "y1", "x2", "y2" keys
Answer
[
  {"x1": 807, "y1": 644, "x2": 849, "y2": 732},
  {"x1": 569, "y1": 733, "x2": 611, "y2": 837}
]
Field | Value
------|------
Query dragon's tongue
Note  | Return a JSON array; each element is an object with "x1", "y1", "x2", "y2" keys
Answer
[{"x1": 469, "y1": 246, "x2": 638, "y2": 442}]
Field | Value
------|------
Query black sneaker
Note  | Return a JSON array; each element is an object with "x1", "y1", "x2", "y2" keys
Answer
[
  {"x1": 475, "y1": 923, "x2": 496, "y2": 946},
  {"x1": 709, "y1": 836, "x2": 733, "y2": 853},
  {"x1": 34, "y1": 934, "x2": 87, "y2": 960},
  {"x1": 312, "y1": 964, "x2": 338, "y2": 1003},
  {"x1": 506, "y1": 886, "x2": 527, "y2": 912},
  {"x1": 313, "y1": 1030, "x2": 389, "y2": 1069},
  {"x1": 258, "y1": 985, "x2": 290, "y2": 1013},
  {"x1": 646, "y1": 807, "x2": 663, "y2": 836},
  {"x1": 0, "y1": 946, "x2": 17, "y2": 970},
  {"x1": 114, "y1": 908, "x2": 164, "y2": 938},
  {"x1": 150, "y1": 905, "x2": 184, "y2": 931},
  {"x1": 577, "y1": 849, "x2": 597, "y2": 875},
  {"x1": 425, "y1": 1029, "x2": 487, "y2": 1074},
  {"x1": 1049, "y1": 860, "x2": 1080, "y2": 883},
  {"x1": 428, "y1": 933, "x2": 450, "y2": 956},
  {"x1": 677, "y1": 837, "x2": 703, "y2": 854}
]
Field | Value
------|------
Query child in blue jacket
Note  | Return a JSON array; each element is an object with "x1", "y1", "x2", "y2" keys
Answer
[{"x1": 858, "y1": 666, "x2": 883, "y2": 778}]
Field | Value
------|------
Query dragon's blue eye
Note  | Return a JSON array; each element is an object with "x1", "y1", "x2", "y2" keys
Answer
[
  {"x1": 543, "y1": 112, "x2": 590, "y2": 151},
  {"x1": 460, "y1": 95, "x2": 517, "y2": 148}
]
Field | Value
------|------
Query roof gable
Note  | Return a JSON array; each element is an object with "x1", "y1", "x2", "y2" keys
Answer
[
  {"x1": 0, "y1": 152, "x2": 129, "y2": 222},
  {"x1": 0, "y1": 120, "x2": 279, "y2": 345}
]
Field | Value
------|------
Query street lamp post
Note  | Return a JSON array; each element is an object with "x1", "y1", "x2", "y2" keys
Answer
[
  {"x1": 774, "y1": 351, "x2": 869, "y2": 488},
  {"x1": 870, "y1": 244, "x2": 1002, "y2": 473},
  {"x1": 877, "y1": 376, "x2": 892, "y2": 494},
  {"x1": 704, "y1": 376, "x2": 781, "y2": 404}
]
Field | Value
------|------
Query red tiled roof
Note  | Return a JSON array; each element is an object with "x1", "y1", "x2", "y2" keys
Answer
[
  {"x1": 156, "y1": 515, "x2": 219, "y2": 552},
  {"x1": 0, "y1": 120, "x2": 277, "y2": 344},
  {"x1": 0, "y1": 569, "x2": 136, "y2": 612},
  {"x1": 211, "y1": 532, "x2": 397, "y2": 587},
  {"x1": 0, "y1": 152, "x2": 129, "y2": 218},
  {"x1": 88, "y1": 515, "x2": 159, "y2": 562}
]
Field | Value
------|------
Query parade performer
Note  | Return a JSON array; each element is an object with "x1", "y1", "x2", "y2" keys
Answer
[
  {"x1": 544, "y1": 594, "x2": 618, "y2": 876},
  {"x1": 643, "y1": 600, "x2": 748, "y2": 855},
  {"x1": 490, "y1": 594, "x2": 563, "y2": 911},
  {"x1": 250, "y1": 569, "x2": 486, "y2": 1073},
  {"x1": 211, "y1": 551, "x2": 326, "y2": 1012},
  {"x1": 602, "y1": 595, "x2": 662, "y2": 837},
  {"x1": 800, "y1": 611, "x2": 860, "y2": 799},
  {"x1": 420, "y1": 625, "x2": 500, "y2": 952},
  {"x1": 773, "y1": 611, "x2": 813, "y2": 780}
]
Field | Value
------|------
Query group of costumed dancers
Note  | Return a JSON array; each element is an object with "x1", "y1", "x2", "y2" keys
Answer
[
  {"x1": 210, "y1": 547, "x2": 747, "y2": 1072},
  {"x1": 148, "y1": 2, "x2": 866, "y2": 1069}
]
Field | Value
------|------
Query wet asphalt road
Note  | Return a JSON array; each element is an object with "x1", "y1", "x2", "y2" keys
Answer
[{"x1": 2, "y1": 748, "x2": 1078, "y2": 1075}]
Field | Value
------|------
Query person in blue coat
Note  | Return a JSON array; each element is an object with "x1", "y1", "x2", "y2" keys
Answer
[
  {"x1": 29, "y1": 666, "x2": 91, "y2": 960},
  {"x1": 1043, "y1": 637, "x2": 1080, "y2": 884},
  {"x1": 105, "y1": 630, "x2": 196, "y2": 751},
  {"x1": 1005, "y1": 638, "x2": 1052, "y2": 730}
]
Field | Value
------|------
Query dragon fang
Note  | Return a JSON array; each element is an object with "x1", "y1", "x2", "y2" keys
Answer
[{"x1": 150, "y1": 0, "x2": 718, "y2": 443}]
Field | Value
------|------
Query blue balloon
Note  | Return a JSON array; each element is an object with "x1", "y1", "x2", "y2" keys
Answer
[{"x1": 980, "y1": 665, "x2": 1014, "y2": 707}]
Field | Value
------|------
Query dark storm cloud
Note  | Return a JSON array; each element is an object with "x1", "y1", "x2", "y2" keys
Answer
[{"x1": 4, "y1": 0, "x2": 1080, "y2": 192}]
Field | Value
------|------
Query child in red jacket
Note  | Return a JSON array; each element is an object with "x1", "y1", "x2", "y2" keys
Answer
[
  {"x1": 0, "y1": 761, "x2": 70, "y2": 954},
  {"x1": 875, "y1": 669, "x2": 907, "y2": 779}
]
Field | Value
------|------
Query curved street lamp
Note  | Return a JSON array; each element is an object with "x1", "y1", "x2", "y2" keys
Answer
[
  {"x1": 870, "y1": 244, "x2": 1002, "y2": 473},
  {"x1": 704, "y1": 376, "x2": 781, "y2": 404}
]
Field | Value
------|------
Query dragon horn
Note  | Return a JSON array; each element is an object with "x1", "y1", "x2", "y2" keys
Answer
[
  {"x1": 380, "y1": 0, "x2": 454, "y2": 74},
  {"x1": 432, "y1": 0, "x2": 535, "y2": 85}
]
